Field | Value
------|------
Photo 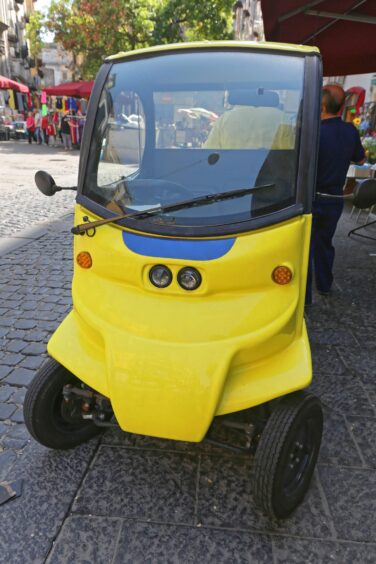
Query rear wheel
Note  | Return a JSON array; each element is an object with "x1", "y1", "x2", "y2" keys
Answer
[
  {"x1": 24, "y1": 357, "x2": 103, "y2": 449},
  {"x1": 252, "y1": 392, "x2": 323, "y2": 519}
]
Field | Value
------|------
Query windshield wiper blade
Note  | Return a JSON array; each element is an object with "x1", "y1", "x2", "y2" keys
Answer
[{"x1": 71, "y1": 183, "x2": 275, "y2": 235}]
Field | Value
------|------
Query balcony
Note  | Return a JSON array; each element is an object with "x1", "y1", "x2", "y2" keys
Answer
[{"x1": 8, "y1": 29, "x2": 18, "y2": 43}]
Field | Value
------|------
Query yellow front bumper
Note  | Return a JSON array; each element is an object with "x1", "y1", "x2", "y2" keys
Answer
[{"x1": 48, "y1": 307, "x2": 311, "y2": 442}]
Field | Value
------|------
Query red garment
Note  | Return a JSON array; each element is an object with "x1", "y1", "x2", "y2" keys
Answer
[
  {"x1": 47, "y1": 123, "x2": 56, "y2": 136},
  {"x1": 26, "y1": 116, "x2": 35, "y2": 131},
  {"x1": 41, "y1": 115, "x2": 48, "y2": 130}
]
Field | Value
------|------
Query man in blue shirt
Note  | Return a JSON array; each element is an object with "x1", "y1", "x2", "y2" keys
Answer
[{"x1": 306, "y1": 84, "x2": 365, "y2": 305}]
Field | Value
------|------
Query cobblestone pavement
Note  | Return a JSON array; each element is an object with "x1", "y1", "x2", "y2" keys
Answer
[
  {"x1": 0, "y1": 140, "x2": 78, "y2": 237},
  {"x1": 0, "y1": 199, "x2": 376, "y2": 562}
]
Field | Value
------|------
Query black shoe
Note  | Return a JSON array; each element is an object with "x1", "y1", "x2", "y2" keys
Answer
[{"x1": 317, "y1": 290, "x2": 331, "y2": 296}]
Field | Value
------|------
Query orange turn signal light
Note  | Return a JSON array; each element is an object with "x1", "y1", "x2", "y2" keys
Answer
[
  {"x1": 272, "y1": 265, "x2": 293, "y2": 285},
  {"x1": 76, "y1": 251, "x2": 92, "y2": 269}
]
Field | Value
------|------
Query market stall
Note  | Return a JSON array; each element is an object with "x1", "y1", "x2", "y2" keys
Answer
[
  {"x1": 260, "y1": 0, "x2": 376, "y2": 76},
  {"x1": 0, "y1": 76, "x2": 30, "y2": 140}
]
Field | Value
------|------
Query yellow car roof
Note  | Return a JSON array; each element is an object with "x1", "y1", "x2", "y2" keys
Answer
[{"x1": 106, "y1": 40, "x2": 320, "y2": 62}]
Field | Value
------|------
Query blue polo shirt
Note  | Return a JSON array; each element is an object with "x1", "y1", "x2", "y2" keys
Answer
[{"x1": 316, "y1": 117, "x2": 365, "y2": 195}]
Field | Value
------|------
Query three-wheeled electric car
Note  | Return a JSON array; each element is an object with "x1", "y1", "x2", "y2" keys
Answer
[{"x1": 25, "y1": 41, "x2": 375, "y2": 520}]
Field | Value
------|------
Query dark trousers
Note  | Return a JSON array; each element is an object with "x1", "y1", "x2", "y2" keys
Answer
[
  {"x1": 27, "y1": 129, "x2": 35, "y2": 143},
  {"x1": 306, "y1": 201, "x2": 343, "y2": 304}
]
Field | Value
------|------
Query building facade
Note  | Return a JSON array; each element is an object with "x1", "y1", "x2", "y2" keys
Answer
[
  {"x1": 0, "y1": 0, "x2": 35, "y2": 84},
  {"x1": 40, "y1": 43, "x2": 74, "y2": 87}
]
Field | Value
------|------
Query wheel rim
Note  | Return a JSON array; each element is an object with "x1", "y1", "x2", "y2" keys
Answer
[
  {"x1": 50, "y1": 376, "x2": 89, "y2": 433},
  {"x1": 281, "y1": 415, "x2": 317, "y2": 498}
]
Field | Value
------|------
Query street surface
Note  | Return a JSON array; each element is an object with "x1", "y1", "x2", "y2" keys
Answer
[
  {"x1": 0, "y1": 140, "x2": 78, "y2": 237},
  {"x1": 0, "y1": 140, "x2": 376, "y2": 562}
]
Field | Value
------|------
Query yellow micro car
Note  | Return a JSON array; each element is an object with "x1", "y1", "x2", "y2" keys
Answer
[{"x1": 24, "y1": 41, "x2": 325, "y2": 519}]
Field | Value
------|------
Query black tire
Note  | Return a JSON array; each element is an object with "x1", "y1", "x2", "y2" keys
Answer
[
  {"x1": 24, "y1": 357, "x2": 103, "y2": 450},
  {"x1": 252, "y1": 392, "x2": 323, "y2": 519}
]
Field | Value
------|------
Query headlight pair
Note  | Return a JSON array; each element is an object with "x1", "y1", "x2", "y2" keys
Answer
[{"x1": 149, "y1": 265, "x2": 201, "y2": 291}]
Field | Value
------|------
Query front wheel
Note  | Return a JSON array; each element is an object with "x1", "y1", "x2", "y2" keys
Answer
[
  {"x1": 24, "y1": 358, "x2": 104, "y2": 449},
  {"x1": 252, "y1": 392, "x2": 323, "y2": 519}
]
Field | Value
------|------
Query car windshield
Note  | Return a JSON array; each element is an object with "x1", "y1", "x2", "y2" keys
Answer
[{"x1": 84, "y1": 50, "x2": 305, "y2": 227}]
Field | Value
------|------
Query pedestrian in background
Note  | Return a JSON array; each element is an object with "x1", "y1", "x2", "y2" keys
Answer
[
  {"x1": 306, "y1": 84, "x2": 365, "y2": 305},
  {"x1": 47, "y1": 118, "x2": 56, "y2": 147},
  {"x1": 60, "y1": 112, "x2": 72, "y2": 150},
  {"x1": 41, "y1": 113, "x2": 49, "y2": 145},
  {"x1": 34, "y1": 110, "x2": 43, "y2": 145},
  {"x1": 25, "y1": 111, "x2": 35, "y2": 144}
]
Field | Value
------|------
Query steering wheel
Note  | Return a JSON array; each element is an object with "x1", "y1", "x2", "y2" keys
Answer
[{"x1": 126, "y1": 178, "x2": 192, "y2": 206}]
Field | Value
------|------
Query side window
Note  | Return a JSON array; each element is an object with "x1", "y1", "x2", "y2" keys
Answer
[{"x1": 97, "y1": 90, "x2": 145, "y2": 187}]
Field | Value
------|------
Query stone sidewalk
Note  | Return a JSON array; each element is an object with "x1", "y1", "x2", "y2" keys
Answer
[{"x1": 0, "y1": 207, "x2": 375, "y2": 563}]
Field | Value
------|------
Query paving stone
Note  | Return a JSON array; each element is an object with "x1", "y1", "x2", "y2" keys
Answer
[
  {"x1": 23, "y1": 330, "x2": 48, "y2": 343},
  {"x1": 4, "y1": 368, "x2": 35, "y2": 387},
  {"x1": 0, "y1": 353, "x2": 24, "y2": 366},
  {"x1": 21, "y1": 343, "x2": 46, "y2": 356},
  {"x1": 19, "y1": 356, "x2": 44, "y2": 370},
  {"x1": 0, "y1": 439, "x2": 97, "y2": 564},
  {"x1": 46, "y1": 515, "x2": 122, "y2": 564},
  {"x1": 0, "y1": 385, "x2": 14, "y2": 402},
  {"x1": 1, "y1": 435, "x2": 29, "y2": 450},
  {"x1": 318, "y1": 465, "x2": 376, "y2": 542},
  {"x1": 310, "y1": 344, "x2": 347, "y2": 376},
  {"x1": 113, "y1": 522, "x2": 273, "y2": 564},
  {"x1": 318, "y1": 408, "x2": 363, "y2": 467},
  {"x1": 10, "y1": 408, "x2": 24, "y2": 424},
  {"x1": 0, "y1": 402, "x2": 16, "y2": 420},
  {"x1": 13, "y1": 319, "x2": 37, "y2": 330},
  {"x1": 307, "y1": 328, "x2": 358, "y2": 347},
  {"x1": 10, "y1": 387, "x2": 27, "y2": 404},
  {"x1": 309, "y1": 371, "x2": 375, "y2": 418},
  {"x1": 7, "y1": 330, "x2": 26, "y2": 340},
  {"x1": 197, "y1": 456, "x2": 333, "y2": 539},
  {"x1": 73, "y1": 446, "x2": 198, "y2": 523},
  {"x1": 347, "y1": 416, "x2": 376, "y2": 469},
  {"x1": 0, "y1": 366, "x2": 12, "y2": 381},
  {"x1": 5, "y1": 340, "x2": 27, "y2": 354},
  {"x1": 0, "y1": 449, "x2": 17, "y2": 480},
  {"x1": 273, "y1": 537, "x2": 376, "y2": 563}
]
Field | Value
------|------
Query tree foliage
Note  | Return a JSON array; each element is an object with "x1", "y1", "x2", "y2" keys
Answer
[
  {"x1": 25, "y1": 11, "x2": 45, "y2": 58},
  {"x1": 45, "y1": 0, "x2": 235, "y2": 79},
  {"x1": 154, "y1": 0, "x2": 234, "y2": 44}
]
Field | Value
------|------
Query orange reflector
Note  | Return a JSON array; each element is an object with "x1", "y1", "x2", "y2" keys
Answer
[
  {"x1": 272, "y1": 265, "x2": 293, "y2": 285},
  {"x1": 76, "y1": 251, "x2": 92, "y2": 269}
]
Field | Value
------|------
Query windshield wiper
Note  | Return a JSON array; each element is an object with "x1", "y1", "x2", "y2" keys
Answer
[{"x1": 72, "y1": 183, "x2": 275, "y2": 235}]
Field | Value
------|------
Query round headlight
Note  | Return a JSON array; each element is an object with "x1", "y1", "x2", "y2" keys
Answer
[
  {"x1": 177, "y1": 267, "x2": 202, "y2": 291},
  {"x1": 149, "y1": 265, "x2": 172, "y2": 288}
]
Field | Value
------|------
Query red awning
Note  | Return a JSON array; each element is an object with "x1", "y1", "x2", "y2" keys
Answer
[
  {"x1": 0, "y1": 75, "x2": 29, "y2": 93},
  {"x1": 260, "y1": 0, "x2": 376, "y2": 76},
  {"x1": 43, "y1": 81, "x2": 94, "y2": 99}
]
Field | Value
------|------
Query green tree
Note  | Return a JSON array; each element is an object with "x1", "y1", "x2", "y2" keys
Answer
[
  {"x1": 153, "y1": 0, "x2": 234, "y2": 44},
  {"x1": 25, "y1": 10, "x2": 45, "y2": 59},
  {"x1": 47, "y1": 0, "x2": 160, "y2": 79},
  {"x1": 45, "y1": 0, "x2": 235, "y2": 79}
]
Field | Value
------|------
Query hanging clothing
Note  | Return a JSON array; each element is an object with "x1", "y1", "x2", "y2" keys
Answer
[
  {"x1": 7, "y1": 90, "x2": 16, "y2": 109},
  {"x1": 56, "y1": 97, "x2": 63, "y2": 110},
  {"x1": 16, "y1": 92, "x2": 24, "y2": 112}
]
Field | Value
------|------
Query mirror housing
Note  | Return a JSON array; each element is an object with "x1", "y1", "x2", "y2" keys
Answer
[
  {"x1": 35, "y1": 170, "x2": 77, "y2": 196},
  {"x1": 353, "y1": 178, "x2": 376, "y2": 210},
  {"x1": 35, "y1": 170, "x2": 58, "y2": 196}
]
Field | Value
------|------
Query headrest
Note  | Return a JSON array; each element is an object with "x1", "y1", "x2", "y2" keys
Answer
[{"x1": 228, "y1": 89, "x2": 280, "y2": 107}]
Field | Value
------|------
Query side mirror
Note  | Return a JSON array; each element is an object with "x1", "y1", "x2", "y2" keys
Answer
[
  {"x1": 352, "y1": 178, "x2": 376, "y2": 209},
  {"x1": 35, "y1": 170, "x2": 77, "y2": 196},
  {"x1": 35, "y1": 170, "x2": 58, "y2": 196}
]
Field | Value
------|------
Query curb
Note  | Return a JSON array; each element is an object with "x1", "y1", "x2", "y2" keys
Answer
[{"x1": 0, "y1": 213, "x2": 74, "y2": 258}]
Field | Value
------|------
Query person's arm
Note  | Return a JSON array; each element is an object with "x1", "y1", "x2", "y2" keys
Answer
[{"x1": 351, "y1": 125, "x2": 366, "y2": 164}]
